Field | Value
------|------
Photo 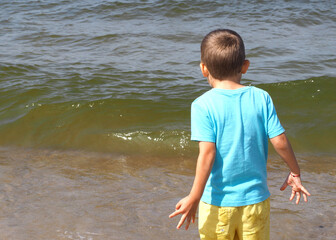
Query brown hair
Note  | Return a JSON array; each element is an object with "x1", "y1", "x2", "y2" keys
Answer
[{"x1": 201, "y1": 29, "x2": 245, "y2": 79}]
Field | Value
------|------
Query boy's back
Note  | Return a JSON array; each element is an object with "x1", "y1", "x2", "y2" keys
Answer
[
  {"x1": 191, "y1": 86, "x2": 284, "y2": 207},
  {"x1": 169, "y1": 29, "x2": 310, "y2": 240}
]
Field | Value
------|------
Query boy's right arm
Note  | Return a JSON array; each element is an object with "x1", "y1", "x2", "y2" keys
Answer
[
  {"x1": 270, "y1": 133, "x2": 311, "y2": 204},
  {"x1": 169, "y1": 141, "x2": 216, "y2": 230}
]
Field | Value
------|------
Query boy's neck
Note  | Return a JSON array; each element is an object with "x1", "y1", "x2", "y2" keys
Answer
[{"x1": 208, "y1": 74, "x2": 245, "y2": 90}]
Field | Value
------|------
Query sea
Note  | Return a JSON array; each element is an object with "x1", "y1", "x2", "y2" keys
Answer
[{"x1": 0, "y1": 0, "x2": 335, "y2": 239}]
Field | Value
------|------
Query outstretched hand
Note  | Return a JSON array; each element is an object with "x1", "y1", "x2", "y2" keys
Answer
[
  {"x1": 169, "y1": 195, "x2": 199, "y2": 230},
  {"x1": 280, "y1": 172, "x2": 311, "y2": 204}
]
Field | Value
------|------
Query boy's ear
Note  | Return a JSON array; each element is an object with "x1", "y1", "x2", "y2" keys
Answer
[
  {"x1": 200, "y1": 63, "x2": 209, "y2": 77},
  {"x1": 241, "y1": 60, "x2": 250, "y2": 74}
]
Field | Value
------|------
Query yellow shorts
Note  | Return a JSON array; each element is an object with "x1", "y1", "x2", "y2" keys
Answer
[{"x1": 198, "y1": 198, "x2": 270, "y2": 240}]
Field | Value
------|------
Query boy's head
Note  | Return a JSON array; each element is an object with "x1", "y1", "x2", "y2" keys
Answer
[{"x1": 201, "y1": 29, "x2": 247, "y2": 80}]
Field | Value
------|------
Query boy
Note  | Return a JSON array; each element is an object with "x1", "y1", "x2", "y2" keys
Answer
[{"x1": 169, "y1": 29, "x2": 310, "y2": 239}]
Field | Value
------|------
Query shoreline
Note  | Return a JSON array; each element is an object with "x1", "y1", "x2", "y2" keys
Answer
[{"x1": 0, "y1": 147, "x2": 335, "y2": 239}]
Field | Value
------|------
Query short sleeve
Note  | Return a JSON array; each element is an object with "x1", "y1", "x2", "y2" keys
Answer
[
  {"x1": 190, "y1": 101, "x2": 216, "y2": 142},
  {"x1": 266, "y1": 94, "x2": 285, "y2": 138}
]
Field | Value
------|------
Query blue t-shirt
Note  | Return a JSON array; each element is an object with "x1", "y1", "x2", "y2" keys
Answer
[{"x1": 191, "y1": 86, "x2": 285, "y2": 207}]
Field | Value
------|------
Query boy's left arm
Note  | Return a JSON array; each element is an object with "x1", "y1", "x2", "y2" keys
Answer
[{"x1": 169, "y1": 141, "x2": 216, "y2": 230}]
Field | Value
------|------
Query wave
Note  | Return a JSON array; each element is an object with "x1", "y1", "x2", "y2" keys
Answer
[
  {"x1": 0, "y1": 76, "x2": 334, "y2": 156},
  {"x1": 258, "y1": 77, "x2": 336, "y2": 153}
]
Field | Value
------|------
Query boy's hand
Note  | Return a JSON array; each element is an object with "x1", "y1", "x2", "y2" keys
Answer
[
  {"x1": 169, "y1": 195, "x2": 199, "y2": 230},
  {"x1": 280, "y1": 172, "x2": 311, "y2": 204}
]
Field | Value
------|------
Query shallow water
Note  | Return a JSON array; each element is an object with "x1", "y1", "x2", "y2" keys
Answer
[
  {"x1": 0, "y1": 147, "x2": 335, "y2": 239},
  {"x1": 0, "y1": 0, "x2": 335, "y2": 239}
]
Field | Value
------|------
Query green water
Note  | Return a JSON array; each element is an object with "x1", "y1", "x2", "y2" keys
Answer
[
  {"x1": 260, "y1": 77, "x2": 336, "y2": 154},
  {"x1": 0, "y1": 76, "x2": 334, "y2": 156}
]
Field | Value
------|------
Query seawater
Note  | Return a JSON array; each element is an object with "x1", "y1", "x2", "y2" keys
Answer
[{"x1": 0, "y1": 0, "x2": 335, "y2": 239}]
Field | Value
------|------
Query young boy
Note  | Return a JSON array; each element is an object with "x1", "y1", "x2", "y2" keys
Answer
[{"x1": 169, "y1": 29, "x2": 310, "y2": 239}]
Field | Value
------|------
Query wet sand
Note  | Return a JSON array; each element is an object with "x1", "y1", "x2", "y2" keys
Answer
[{"x1": 0, "y1": 147, "x2": 335, "y2": 239}]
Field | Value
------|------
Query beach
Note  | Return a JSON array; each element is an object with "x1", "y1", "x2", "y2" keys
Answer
[{"x1": 0, "y1": 0, "x2": 335, "y2": 239}]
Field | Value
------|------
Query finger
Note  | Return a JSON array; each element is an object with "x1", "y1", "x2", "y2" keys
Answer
[
  {"x1": 177, "y1": 214, "x2": 187, "y2": 229},
  {"x1": 192, "y1": 214, "x2": 195, "y2": 224},
  {"x1": 169, "y1": 209, "x2": 182, "y2": 219},
  {"x1": 175, "y1": 201, "x2": 182, "y2": 210},
  {"x1": 185, "y1": 216, "x2": 191, "y2": 230},
  {"x1": 289, "y1": 190, "x2": 295, "y2": 201},
  {"x1": 280, "y1": 181, "x2": 288, "y2": 191},
  {"x1": 295, "y1": 192, "x2": 301, "y2": 204},
  {"x1": 303, "y1": 193, "x2": 308, "y2": 202},
  {"x1": 301, "y1": 186, "x2": 311, "y2": 196}
]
